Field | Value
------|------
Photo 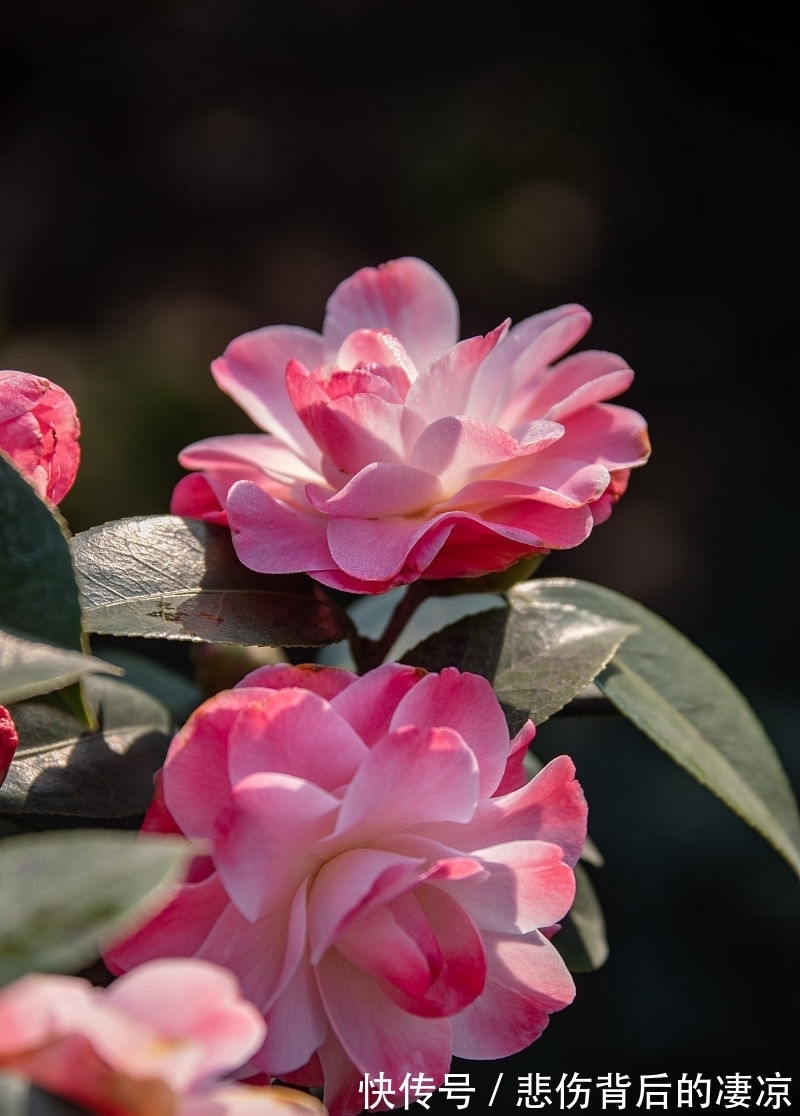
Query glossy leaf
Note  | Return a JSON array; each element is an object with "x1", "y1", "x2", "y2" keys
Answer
[
  {"x1": 0, "y1": 456, "x2": 83, "y2": 653},
  {"x1": 522, "y1": 579, "x2": 800, "y2": 878},
  {"x1": 94, "y1": 648, "x2": 202, "y2": 724},
  {"x1": 71, "y1": 515, "x2": 351, "y2": 646},
  {"x1": 403, "y1": 597, "x2": 634, "y2": 731},
  {"x1": 0, "y1": 829, "x2": 192, "y2": 985},
  {"x1": 0, "y1": 627, "x2": 122, "y2": 706},
  {"x1": 0, "y1": 675, "x2": 171, "y2": 822}
]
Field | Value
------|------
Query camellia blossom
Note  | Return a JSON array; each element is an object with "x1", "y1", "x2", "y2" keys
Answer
[
  {"x1": 172, "y1": 257, "x2": 650, "y2": 593},
  {"x1": 0, "y1": 958, "x2": 325, "y2": 1116},
  {"x1": 0, "y1": 369, "x2": 81, "y2": 504},
  {"x1": 0, "y1": 706, "x2": 18, "y2": 789},
  {"x1": 105, "y1": 663, "x2": 588, "y2": 1116}
]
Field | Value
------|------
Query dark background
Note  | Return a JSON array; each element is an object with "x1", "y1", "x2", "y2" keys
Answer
[{"x1": 2, "y1": 0, "x2": 797, "y2": 1101}]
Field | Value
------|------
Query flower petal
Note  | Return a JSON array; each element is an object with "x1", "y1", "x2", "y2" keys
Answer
[
  {"x1": 390, "y1": 668, "x2": 513, "y2": 797},
  {"x1": 213, "y1": 771, "x2": 338, "y2": 920},
  {"x1": 226, "y1": 480, "x2": 333, "y2": 575},
  {"x1": 450, "y1": 930, "x2": 575, "y2": 1059},
  {"x1": 211, "y1": 326, "x2": 324, "y2": 458},
  {"x1": 326, "y1": 725, "x2": 479, "y2": 848},
  {"x1": 322, "y1": 257, "x2": 459, "y2": 373},
  {"x1": 226, "y1": 688, "x2": 368, "y2": 791}
]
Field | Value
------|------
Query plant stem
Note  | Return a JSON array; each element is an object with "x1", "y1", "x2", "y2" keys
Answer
[{"x1": 350, "y1": 581, "x2": 431, "y2": 673}]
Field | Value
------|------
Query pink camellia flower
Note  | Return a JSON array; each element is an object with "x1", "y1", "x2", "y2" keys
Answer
[
  {"x1": 172, "y1": 257, "x2": 650, "y2": 593},
  {"x1": 0, "y1": 706, "x2": 18, "y2": 788},
  {"x1": 105, "y1": 663, "x2": 588, "y2": 1116},
  {"x1": 0, "y1": 369, "x2": 80, "y2": 503},
  {"x1": 0, "y1": 958, "x2": 325, "y2": 1116}
]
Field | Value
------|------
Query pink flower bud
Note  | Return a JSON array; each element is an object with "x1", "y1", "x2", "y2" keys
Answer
[{"x1": 0, "y1": 370, "x2": 80, "y2": 503}]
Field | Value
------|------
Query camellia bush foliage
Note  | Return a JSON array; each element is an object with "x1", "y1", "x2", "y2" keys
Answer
[{"x1": 1, "y1": 259, "x2": 798, "y2": 1116}]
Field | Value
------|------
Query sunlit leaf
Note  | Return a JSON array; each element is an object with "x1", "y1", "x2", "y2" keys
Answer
[
  {"x1": 0, "y1": 829, "x2": 192, "y2": 985},
  {"x1": 522, "y1": 578, "x2": 800, "y2": 878},
  {"x1": 1, "y1": 675, "x2": 171, "y2": 822},
  {"x1": 0, "y1": 627, "x2": 122, "y2": 706},
  {"x1": 71, "y1": 515, "x2": 351, "y2": 646},
  {"x1": 403, "y1": 596, "x2": 634, "y2": 731}
]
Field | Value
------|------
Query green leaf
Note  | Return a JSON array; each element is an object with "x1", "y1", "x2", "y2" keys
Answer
[
  {"x1": 0, "y1": 456, "x2": 84, "y2": 653},
  {"x1": 524, "y1": 578, "x2": 800, "y2": 878},
  {"x1": 0, "y1": 627, "x2": 122, "y2": 706},
  {"x1": 71, "y1": 515, "x2": 351, "y2": 646},
  {"x1": 0, "y1": 828, "x2": 192, "y2": 985},
  {"x1": 95, "y1": 648, "x2": 202, "y2": 724},
  {"x1": 552, "y1": 862, "x2": 609, "y2": 972},
  {"x1": 0, "y1": 675, "x2": 171, "y2": 822},
  {"x1": 0, "y1": 1077, "x2": 92, "y2": 1116},
  {"x1": 403, "y1": 595, "x2": 635, "y2": 732}
]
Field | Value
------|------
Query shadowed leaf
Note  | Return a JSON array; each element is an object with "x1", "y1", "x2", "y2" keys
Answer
[
  {"x1": 1, "y1": 675, "x2": 171, "y2": 822},
  {"x1": 523, "y1": 579, "x2": 800, "y2": 878},
  {"x1": 0, "y1": 628, "x2": 122, "y2": 706}
]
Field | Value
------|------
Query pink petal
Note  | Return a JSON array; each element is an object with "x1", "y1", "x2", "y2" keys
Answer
[
  {"x1": 194, "y1": 881, "x2": 308, "y2": 1015},
  {"x1": 104, "y1": 869, "x2": 229, "y2": 975},
  {"x1": 0, "y1": 705, "x2": 19, "y2": 787},
  {"x1": 286, "y1": 359, "x2": 407, "y2": 473},
  {"x1": 328, "y1": 662, "x2": 425, "y2": 747},
  {"x1": 322, "y1": 257, "x2": 459, "y2": 374},
  {"x1": 536, "y1": 401, "x2": 651, "y2": 474},
  {"x1": 435, "y1": 840, "x2": 576, "y2": 934},
  {"x1": 325, "y1": 725, "x2": 479, "y2": 848},
  {"x1": 334, "y1": 328, "x2": 417, "y2": 395},
  {"x1": 466, "y1": 305, "x2": 591, "y2": 421},
  {"x1": 213, "y1": 772, "x2": 338, "y2": 921},
  {"x1": 0, "y1": 371, "x2": 80, "y2": 503},
  {"x1": 325, "y1": 513, "x2": 456, "y2": 583},
  {"x1": 251, "y1": 949, "x2": 327, "y2": 1078},
  {"x1": 226, "y1": 480, "x2": 333, "y2": 575},
  {"x1": 105, "y1": 960, "x2": 266, "y2": 1086},
  {"x1": 484, "y1": 459, "x2": 610, "y2": 505},
  {"x1": 333, "y1": 891, "x2": 444, "y2": 1003},
  {"x1": 171, "y1": 473, "x2": 228, "y2": 523},
  {"x1": 494, "y1": 720, "x2": 536, "y2": 796},
  {"x1": 211, "y1": 326, "x2": 324, "y2": 458},
  {"x1": 162, "y1": 689, "x2": 264, "y2": 840},
  {"x1": 425, "y1": 755, "x2": 588, "y2": 869},
  {"x1": 178, "y1": 433, "x2": 324, "y2": 490},
  {"x1": 332, "y1": 885, "x2": 488, "y2": 1018},
  {"x1": 505, "y1": 349, "x2": 634, "y2": 426},
  {"x1": 316, "y1": 950, "x2": 453, "y2": 1087},
  {"x1": 225, "y1": 688, "x2": 368, "y2": 791},
  {"x1": 450, "y1": 930, "x2": 575, "y2": 1059},
  {"x1": 306, "y1": 460, "x2": 444, "y2": 518},
  {"x1": 404, "y1": 322, "x2": 509, "y2": 422},
  {"x1": 307, "y1": 848, "x2": 427, "y2": 963},
  {"x1": 390, "y1": 668, "x2": 513, "y2": 796},
  {"x1": 236, "y1": 662, "x2": 356, "y2": 702},
  {"x1": 409, "y1": 415, "x2": 564, "y2": 495}
]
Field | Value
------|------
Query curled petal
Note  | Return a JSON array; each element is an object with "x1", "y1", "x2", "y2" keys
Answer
[{"x1": 322, "y1": 257, "x2": 459, "y2": 372}]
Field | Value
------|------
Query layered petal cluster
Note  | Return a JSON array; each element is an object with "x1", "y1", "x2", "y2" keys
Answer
[
  {"x1": 172, "y1": 257, "x2": 650, "y2": 593},
  {"x1": 105, "y1": 663, "x2": 588, "y2": 1116},
  {"x1": 0, "y1": 959, "x2": 324, "y2": 1116},
  {"x1": 0, "y1": 370, "x2": 80, "y2": 503}
]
